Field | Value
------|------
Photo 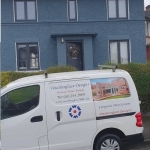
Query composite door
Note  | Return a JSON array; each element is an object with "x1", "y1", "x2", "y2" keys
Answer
[
  {"x1": 66, "y1": 42, "x2": 83, "y2": 70},
  {"x1": 1, "y1": 83, "x2": 48, "y2": 150},
  {"x1": 147, "y1": 46, "x2": 150, "y2": 61},
  {"x1": 45, "y1": 79, "x2": 97, "y2": 150}
]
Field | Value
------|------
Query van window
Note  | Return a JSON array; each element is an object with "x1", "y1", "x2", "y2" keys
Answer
[
  {"x1": 91, "y1": 77, "x2": 130, "y2": 101},
  {"x1": 1, "y1": 85, "x2": 40, "y2": 120}
]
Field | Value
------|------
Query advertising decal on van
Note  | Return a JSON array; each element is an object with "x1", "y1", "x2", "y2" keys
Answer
[
  {"x1": 91, "y1": 77, "x2": 131, "y2": 101},
  {"x1": 49, "y1": 79, "x2": 93, "y2": 105},
  {"x1": 91, "y1": 77, "x2": 135, "y2": 119},
  {"x1": 48, "y1": 78, "x2": 134, "y2": 118},
  {"x1": 68, "y1": 105, "x2": 82, "y2": 118}
]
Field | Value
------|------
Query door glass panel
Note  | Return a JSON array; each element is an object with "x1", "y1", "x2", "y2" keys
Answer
[
  {"x1": 110, "y1": 42, "x2": 118, "y2": 63},
  {"x1": 16, "y1": 2, "x2": 25, "y2": 20},
  {"x1": 29, "y1": 44, "x2": 38, "y2": 68},
  {"x1": 18, "y1": 45, "x2": 27, "y2": 69},
  {"x1": 119, "y1": 0, "x2": 127, "y2": 18},
  {"x1": 27, "y1": 1, "x2": 36, "y2": 20},
  {"x1": 108, "y1": 0, "x2": 116, "y2": 18},
  {"x1": 1, "y1": 85, "x2": 40, "y2": 120},
  {"x1": 120, "y1": 41, "x2": 128, "y2": 64},
  {"x1": 69, "y1": 0, "x2": 76, "y2": 19}
]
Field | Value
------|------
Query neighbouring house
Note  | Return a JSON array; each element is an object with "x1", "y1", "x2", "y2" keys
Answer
[
  {"x1": 1, "y1": 0, "x2": 146, "y2": 71},
  {"x1": 145, "y1": 5, "x2": 150, "y2": 61}
]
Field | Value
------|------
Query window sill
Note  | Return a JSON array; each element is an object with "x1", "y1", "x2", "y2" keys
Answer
[
  {"x1": 16, "y1": 70, "x2": 42, "y2": 73},
  {"x1": 108, "y1": 18, "x2": 129, "y2": 21},
  {"x1": 14, "y1": 20, "x2": 38, "y2": 23}
]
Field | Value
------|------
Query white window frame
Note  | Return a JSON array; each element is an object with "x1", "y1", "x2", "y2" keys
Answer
[
  {"x1": 107, "y1": 0, "x2": 129, "y2": 20},
  {"x1": 14, "y1": 0, "x2": 38, "y2": 22},
  {"x1": 67, "y1": 0, "x2": 78, "y2": 21},
  {"x1": 109, "y1": 40, "x2": 130, "y2": 64},
  {"x1": 16, "y1": 42, "x2": 40, "y2": 71}
]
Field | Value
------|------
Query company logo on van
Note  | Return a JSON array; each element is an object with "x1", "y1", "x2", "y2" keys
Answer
[{"x1": 68, "y1": 105, "x2": 82, "y2": 118}]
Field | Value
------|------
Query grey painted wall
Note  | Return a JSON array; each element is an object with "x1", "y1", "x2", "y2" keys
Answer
[{"x1": 1, "y1": 0, "x2": 146, "y2": 71}]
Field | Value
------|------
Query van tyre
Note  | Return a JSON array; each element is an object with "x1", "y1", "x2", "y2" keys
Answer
[{"x1": 94, "y1": 134, "x2": 122, "y2": 150}]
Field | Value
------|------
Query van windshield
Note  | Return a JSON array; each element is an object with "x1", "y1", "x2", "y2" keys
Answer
[{"x1": 1, "y1": 85, "x2": 40, "y2": 120}]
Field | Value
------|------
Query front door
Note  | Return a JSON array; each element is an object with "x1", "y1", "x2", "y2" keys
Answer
[
  {"x1": 66, "y1": 42, "x2": 83, "y2": 70},
  {"x1": 1, "y1": 83, "x2": 48, "y2": 150}
]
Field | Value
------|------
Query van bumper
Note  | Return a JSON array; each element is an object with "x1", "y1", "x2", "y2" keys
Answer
[{"x1": 126, "y1": 133, "x2": 144, "y2": 145}]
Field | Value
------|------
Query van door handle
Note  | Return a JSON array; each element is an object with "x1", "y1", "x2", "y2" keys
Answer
[
  {"x1": 31, "y1": 115, "x2": 43, "y2": 123},
  {"x1": 56, "y1": 111, "x2": 61, "y2": 121}
]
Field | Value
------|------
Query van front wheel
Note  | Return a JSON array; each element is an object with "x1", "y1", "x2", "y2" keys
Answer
[{"x1": 94, "y1": 134, "x2": 122, "y2": 150}]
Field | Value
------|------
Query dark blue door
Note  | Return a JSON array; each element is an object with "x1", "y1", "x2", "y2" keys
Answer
[{"x1": 66, "y1": 42, "x2": 83, "y2": 70}]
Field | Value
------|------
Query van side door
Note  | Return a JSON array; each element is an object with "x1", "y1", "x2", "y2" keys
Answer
[
  {"x1": 1, "y1": 83, "x2": 48, "y2": 150},
  {"x1": 45, "y1": 78, "x2": 97, "y2": 150}
]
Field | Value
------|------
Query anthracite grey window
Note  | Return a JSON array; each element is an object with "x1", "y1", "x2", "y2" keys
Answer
[
  {"x1": 109, "y1": 40, "x2": 130, "y2": 64},
  {"x1": 68, "y1": 0, "x2": 77, "y2": 21},
  {"x1": 108, "y1": 0, "x2": 128, "y2": 19},
  {"x1": 14, "y1": 0, "x2": 37, "y2": 21},
  {"x1": 17, "y1": 43, "x2": 39, "y2": 71},
  {"x1": 1, "y1": 85, "x2": 40, "y2": 120}
]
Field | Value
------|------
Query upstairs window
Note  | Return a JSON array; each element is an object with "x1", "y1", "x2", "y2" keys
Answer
[
  {"x1": 14, "y1": 0, "x2": 37, "y2": 21},
  {"x1": 108, "y1": 0, "x2": 128, "y2": 19},
  {"x1": 68, "y1": 0, "x2": 77, "y2": 21},
  {"x1": 109, "y1": 40, "x2": 130, "y2": 64},
  {"x1": 16, "y1": 43, "x2": 40, "y2": 71}
]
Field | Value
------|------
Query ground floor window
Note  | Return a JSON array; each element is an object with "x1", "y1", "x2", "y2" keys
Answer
[
  {"x1": 109, "y1": 40, "x2": 130, "y2": 64},
  {"x1": 16, "y1": 43, "x2": 39, "y2": 71}
]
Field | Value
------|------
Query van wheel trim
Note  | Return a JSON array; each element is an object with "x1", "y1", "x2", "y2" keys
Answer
[
  {"x1": 94, "y1": 134, "x2": 122, "y2": 150},
  {"x1": 100, "y1": 139, "x2": 120, "y2": 150}
]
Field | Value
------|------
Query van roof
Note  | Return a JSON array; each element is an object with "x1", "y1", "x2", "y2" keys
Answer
[{"x1": 5, "y1": 69, "x2": 128, "y2": 89}]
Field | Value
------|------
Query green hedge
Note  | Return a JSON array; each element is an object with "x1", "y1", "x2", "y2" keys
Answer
[
  {"x1": 1, "y1": 65, "x2": 77, "y2": 88},
  {"x1": 106, "y1": 62, "x2": 150, "y2": 113}
]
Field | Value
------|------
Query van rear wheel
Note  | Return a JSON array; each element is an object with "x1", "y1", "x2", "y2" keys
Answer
[{"x1": 94, "y1": 134, "x2": 122, "y2": 150}]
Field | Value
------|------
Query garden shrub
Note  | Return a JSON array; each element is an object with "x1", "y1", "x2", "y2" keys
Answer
[
  {"x1": 1, "y1": 71, "x2": 42, "y2": 88},
  {"x1": 105, "y1": 62, "x2": 150, "y2": 113},
  {"x1": 47, "y1": 65, "x2": 77, "y2": 73},
  {"x1": 1, "y1": 65, "x2": 77, "y2": 88}
]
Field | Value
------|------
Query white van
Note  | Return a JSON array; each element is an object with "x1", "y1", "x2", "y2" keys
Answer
[{"x1": 1, "y1": 66, "x2": 144, "y2": 150}]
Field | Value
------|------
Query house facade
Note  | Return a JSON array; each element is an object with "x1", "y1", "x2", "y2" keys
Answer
[
  {"x1": 1, "y1": 0, "x2": 146, "y2": 71},
  {"x1": 145, "y1": 5, "x2": 150, "y2": 61}
]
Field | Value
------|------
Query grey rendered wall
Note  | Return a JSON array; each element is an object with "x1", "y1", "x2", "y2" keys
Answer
[{"x1": 1, "y1": 0, "x2": 146, "y2": 71}]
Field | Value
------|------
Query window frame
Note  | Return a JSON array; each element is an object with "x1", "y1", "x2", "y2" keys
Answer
[
  {"x1": 68, "y1": 0, "x2": 78, "y2": 21},
  {"x1": 14, "y1": 0, "x2": 37, "y2": 22},
  {"x1": 109, "y1": 40, "x2": 130, "y2": 64},
  {"x1": 107, "y1": 0, "x2": 128, "y2": 20},
  {"x1": 16, "y1": 43, "x2": 40, "y2": 71}
]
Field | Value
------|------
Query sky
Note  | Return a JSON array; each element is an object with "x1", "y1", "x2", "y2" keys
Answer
[{"x1": 144, "y1": 0, "x2": 150, "y2": 8}]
